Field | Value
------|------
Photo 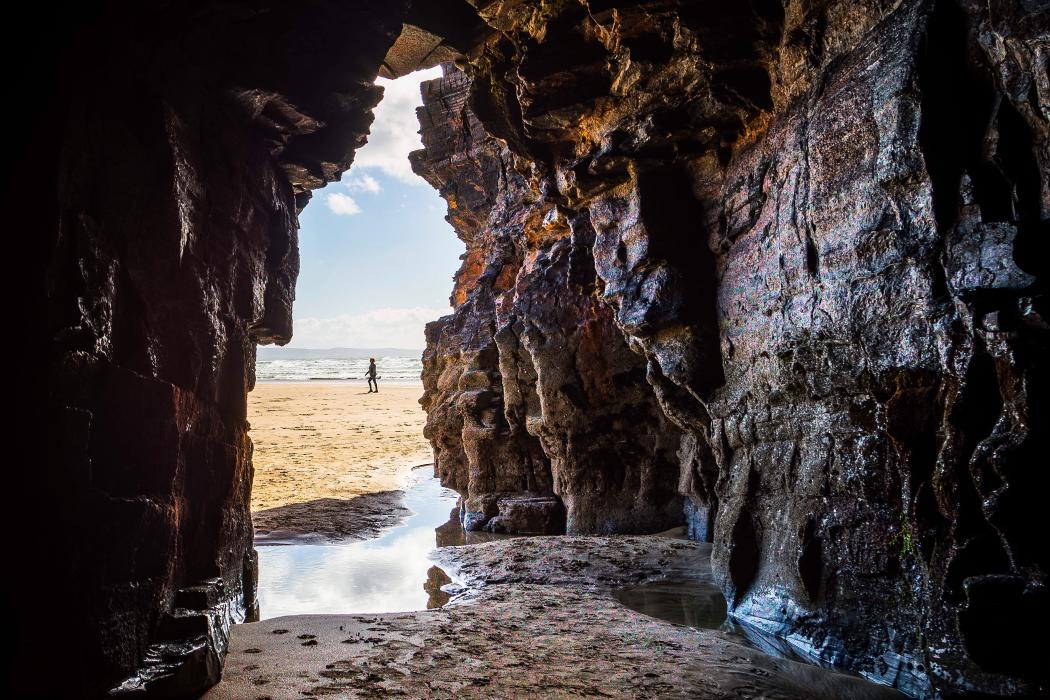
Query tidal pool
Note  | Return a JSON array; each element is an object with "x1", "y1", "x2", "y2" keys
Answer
[
  {"x1": 255, "y1": 468, "x2": 468, "y2": 619},
  {"x1": 613, "y1": 579, "x2": 857, "y2": 672},
  {"x1": 612, "y1": 580, "x2": 728, "y2": 629}
]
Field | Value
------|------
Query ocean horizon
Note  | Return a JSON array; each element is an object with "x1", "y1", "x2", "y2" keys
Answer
[{"x1": 256, "y1": 347, "x2": 424, "y2": 383}]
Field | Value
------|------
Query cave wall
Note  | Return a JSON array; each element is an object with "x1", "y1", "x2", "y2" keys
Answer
[
  {"x1": 11, "y1": 0, "x2": 1047, "y2": 697},
  {"x1": 414, "y1": 67, "x2": 684, "y2": 535},
  {"x1": 16, "y1": 2, "x2": 410, "y2": 696},
  {"x1": 416, "y1": 0, "x2": 1049, "y2": 696},
  {"x1": 415, "y1": 69, "x2": 561, "y2": 534}
]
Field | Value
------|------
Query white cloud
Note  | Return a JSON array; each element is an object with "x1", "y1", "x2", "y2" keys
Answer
[
  {"x1": 351, "y1": 66, "x2": 443, "y2": 184},
  {"x1": 288, "y1": 306, "x2": 451, "y2": 349},
  {"x1": 325, "y1": 192, "x2": 361, "y2": 216},
  {"x1": 345, "y1": 173, "x2": 381, "y2": 194}
]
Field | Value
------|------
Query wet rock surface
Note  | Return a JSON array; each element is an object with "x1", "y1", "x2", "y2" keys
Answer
[
  {"x1": 414, "y1": 1, "x2": 1050, "y2": 696},
  {"x1": 209, "y1": 535, "x2": 902, "y2": 700},
  {"x1": 18, "y1": 2, "x2": 410, "y2": 696},
  {"x1": 18, "y1": 0, "x2": 1048, "y2": 697}
]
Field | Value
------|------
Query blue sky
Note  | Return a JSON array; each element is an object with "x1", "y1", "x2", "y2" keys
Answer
[{"x1": 285, "y1": 66, "x2": 462, "y2": 350}]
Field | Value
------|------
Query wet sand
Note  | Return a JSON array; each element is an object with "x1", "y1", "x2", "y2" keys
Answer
[
  {"x1": 252, "y1": 491, "x2": 411, "y2": 544},
  {"x1": 209, "y1": 537, "x2": 903, "y2": 699},
  {"x1": 232, "y1": 382, "x2": 902, "y2": 698},
  {"x1": 248, "y1": 382, "x2": 432, "y2": 534}
]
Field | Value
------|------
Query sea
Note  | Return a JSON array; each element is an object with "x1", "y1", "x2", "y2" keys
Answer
[{"x1": 255, "y1": 347, "x2": 423, "y2": 383}]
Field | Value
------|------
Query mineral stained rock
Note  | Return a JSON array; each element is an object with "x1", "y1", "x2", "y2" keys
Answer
[
  {"x1": 415, "y1": 1, "x2": 1049, "y2": 697},
  {"x1": 17, "y1": 0, "x2": 1048, "y2": 698},
  {"x1": 18, "y1": 3, "x2": 410, "y2": 697},
  {"x1": 414, "y1": 67, "x2": 685, "y2": 537}
]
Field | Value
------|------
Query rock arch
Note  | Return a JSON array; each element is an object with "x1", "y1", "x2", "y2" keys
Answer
[{"x1": 12, "y1": 1, "x2": 1047, "y2": 697}]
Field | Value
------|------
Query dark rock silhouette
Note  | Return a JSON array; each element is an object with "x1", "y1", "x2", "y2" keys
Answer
[
  {"x1": 423, "y1": 565, "x2": 453, "y2": 609},
  {"x1": 15, "y1": 3, "x2": 409, "y2": 697},
  {"x1": 13, "y1": 0, "x2": 1047, "y2": 697}
]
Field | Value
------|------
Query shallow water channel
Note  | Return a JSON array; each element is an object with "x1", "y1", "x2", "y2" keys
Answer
[
  {"x1": 255, "y1": 468, "x2": 507, "y2": 619},
  {"x1": 254, "y1": 467, "x2": 880, "y2": 692}
]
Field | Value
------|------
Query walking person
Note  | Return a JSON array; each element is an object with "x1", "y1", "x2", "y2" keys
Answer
[{"x1": 366, "y1": 357, "x2": 379, "y2": 393}]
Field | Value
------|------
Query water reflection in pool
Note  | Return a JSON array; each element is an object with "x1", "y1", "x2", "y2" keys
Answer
[
  {"x1": 613, "y1": 579, "x2": 850, "y2": 671},
  {"x1": 612, "y1": 581, "x2": 728, "y2": 629},
  {"x1": 255, "y1": 468, "x2": 505, "y2": 619}
]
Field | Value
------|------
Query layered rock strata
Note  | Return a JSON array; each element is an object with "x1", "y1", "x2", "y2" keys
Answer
[
  {"x1": 18, "y1": 3, "x2": 413, "y2": 696},
  {"x1": 15, "y1": 0, "x2": 1048, "y2": 698},
  {"x1": 414, "y1": 67, "x2": 684, "y2": 536},
  {"x1": 416, "y1": 1, "x2": 1049, "y2": 697}
]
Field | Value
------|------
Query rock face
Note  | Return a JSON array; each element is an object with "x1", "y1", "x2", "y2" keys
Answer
[
  {"x1": 414, "y1": 1, "x2": 1049, "y2": 697},
  {"x1": 414, "y1": 70, "x2": 555, "y2": 533},
  {"x1": 15, "y1": 0, "x2": 1048, "y2": 697},
  {"x1": 16, "y1": 3, "x2": 409, "y2": 697},
  {"x1": 414, "y1": 67, "x2": 684, "y2": 536}
]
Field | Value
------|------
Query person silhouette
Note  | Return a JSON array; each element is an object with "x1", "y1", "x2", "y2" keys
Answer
[{"x1": 366, "y1": 357, "x2": 378, "y2": 393}]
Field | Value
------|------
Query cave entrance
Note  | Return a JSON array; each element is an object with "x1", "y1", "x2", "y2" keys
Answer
[{"x1": 245, "y1": 66, "x2": 470, "y2": 619}]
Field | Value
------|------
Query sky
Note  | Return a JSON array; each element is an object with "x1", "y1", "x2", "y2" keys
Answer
[{"x1": 284, "y1": 65, "x2": 461, "y2": 350}]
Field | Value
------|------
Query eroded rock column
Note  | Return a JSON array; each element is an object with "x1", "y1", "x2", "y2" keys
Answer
[{"x1": 415, "y1": 67, "x2": 684, "y2": 535}]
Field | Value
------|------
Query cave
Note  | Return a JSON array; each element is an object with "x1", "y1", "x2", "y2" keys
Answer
[{"x1": 9, "y1": 0, "x2": 1048, "y2": 698}]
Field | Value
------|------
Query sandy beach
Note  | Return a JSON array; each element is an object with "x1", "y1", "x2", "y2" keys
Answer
[{"x1": 248, "y1": 382, "x2": 433, "y2": 537}]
